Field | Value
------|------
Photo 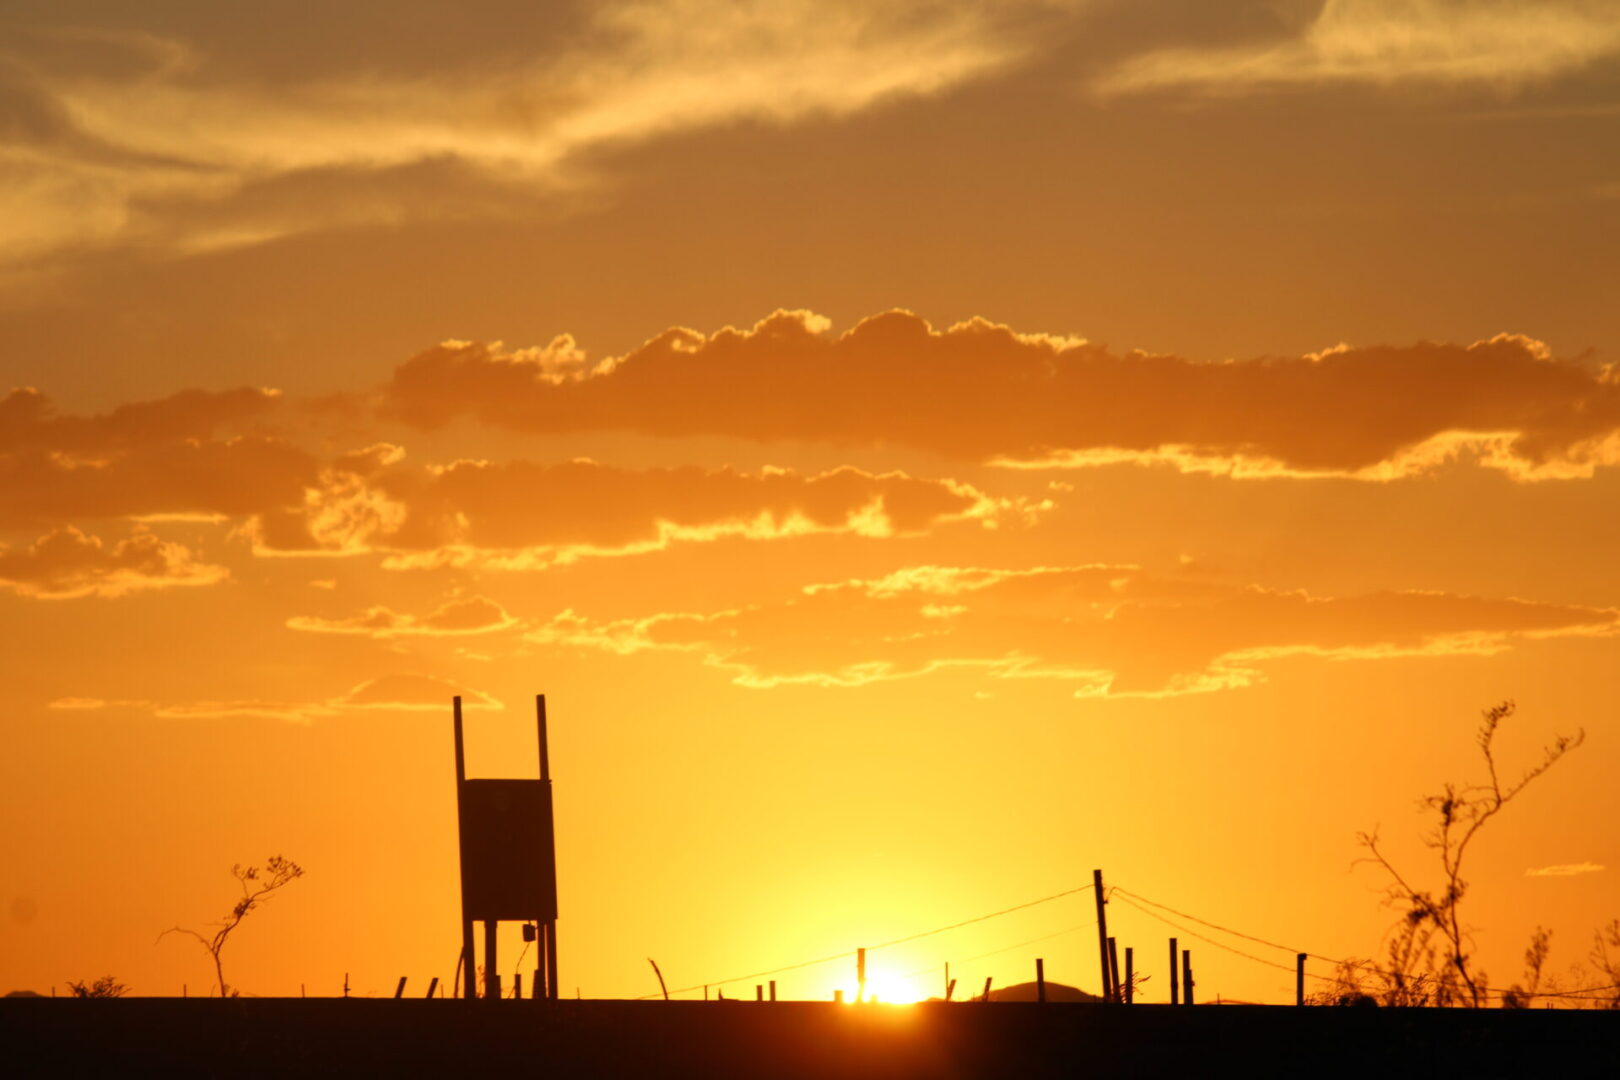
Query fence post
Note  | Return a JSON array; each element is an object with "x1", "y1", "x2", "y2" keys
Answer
[{"x1": 1169, "y1": 938, "x2": 1179, "y2": 1005}]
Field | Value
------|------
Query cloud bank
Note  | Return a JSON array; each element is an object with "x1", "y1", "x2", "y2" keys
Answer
[
  {"x1": 388, "y1": 310, "x2": 1620, "y2": 480},
  {"x1": 251, "y1": 455, "x2": 1012, "y2": 568}
]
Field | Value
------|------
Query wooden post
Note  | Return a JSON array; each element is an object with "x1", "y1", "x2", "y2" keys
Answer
[
  {"x1": 534, "y1": 968, "x2": 542, "y2": 999},
  {"x1": 946, "y1": 979, "x2": 956, "y2": 1001},
  {"x1": 1169, "y1": 937, "x2": 1179, "y2": 1005},
  {"x1": 545, "y1": 922, "x2": 559, "y2": 1003},
  {"x1": 1182, "y1": 949, "x2": 1194, "y2": 1006},
  {"x1": 454, "y1": 697, "x2": 476, "y2": 999},
  {"x1": 1125, "y1": 947, "x2": 1134, "y2": 1005},
  {"x1": 1297, "y1": 953, "x2": 1307, "y2": 1006},
  {"x1": 756, "y1": 985, "x2": 763, "y2": 1002},
  {"x1": 485, "y1": 920, "x2": 500, "y2": 1001},
  {"x1": 1107, "y1": 937, "x2": 1121, "y2": 1004},
  {"x1": 394, "y1": 977, "x2": 407, "y2": 999},
  {"x1": 982, "y1": 976, "x2": 993, "y2": 1002},
  {"x1": 769, "y1": 980, "x2": 777, "y2": 1002},
  {"x1": 1093, "y1": 870, "x2": 1114, "y2": 1002},
  {"x1": 833, "y1": 990, "x2": 843, "y2": 1003},
  {"x1": 1036, "y1": 958, "x2": 1046, "y2": 1003},
  {"x1": 514, "y1": 973, "x2": 523, "y2": 1000},
  {"x1": 426, "y1": 977, "x2": 439, "y2": 999},
  {"x1": 857, "y1": 948, "x2": 867, "y2": 1004}
]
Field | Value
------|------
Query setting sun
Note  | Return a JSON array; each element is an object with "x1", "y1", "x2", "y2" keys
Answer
[{"x1": 855, "y1": 971, "x2": 926, "y2": 1006}]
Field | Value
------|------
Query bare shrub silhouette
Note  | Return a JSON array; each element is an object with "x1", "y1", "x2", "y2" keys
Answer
[
  {"x1": 67, "y1": 975, "x2": 129, "y2": 998},
  {"x1": 159, "y1": 855, "x2": 305, "y2": 998},
  {"x1": 1589, "y1": 920, "x2": 1620, "y2": 1009},
  {"x1": 1500, "y1": 926, "x2": 1552, "y2": 1008},
  {"x1": 1357, "y1": 701, "x2": 1583, "y2": 1007}
]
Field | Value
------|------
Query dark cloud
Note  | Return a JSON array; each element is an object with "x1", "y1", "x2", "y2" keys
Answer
[{"x1": 0, "y1": 525, "x2": 227, "y2": 598}]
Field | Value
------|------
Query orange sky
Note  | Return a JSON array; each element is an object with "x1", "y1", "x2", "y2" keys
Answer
[{"x1": 3, "y1": 1, "x2": 1618, "y2": 1005}]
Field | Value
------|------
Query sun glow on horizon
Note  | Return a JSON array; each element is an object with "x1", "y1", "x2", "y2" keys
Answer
[{"x1": 848, "y1": 969, "x2": 926, "y2": 1005}]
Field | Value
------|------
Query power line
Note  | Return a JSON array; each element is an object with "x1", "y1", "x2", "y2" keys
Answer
[
  {"x1": 1115, "y1": 882, "x2": 1620, "y2": 1003},
  {"x1": 869, "y1": 884, "x2": 1095, "y2": 952},
  {"x1": 1113, "y1": 886, "x2": 1330, "y2": 962},
  {"x1": 637, "y1": 882, "x2": 1095, "y2": 999},
  {"x1": 904, "y1": 920, "x2": 1099, "y2": 980},
  {"x1": 1111, "y1": 892, "x2": 1301, "y2": 977}
]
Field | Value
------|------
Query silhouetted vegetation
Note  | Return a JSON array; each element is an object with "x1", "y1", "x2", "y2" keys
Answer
[
  {"x1": 1589, "y1": 921, "x2": 1620, "y2": 1010},
  {"x1": 66, "y1": 976, "x2": 128, "y2": 998},
  {"x1": 159, "y1": 855, "x2": 305, "y2": 998},
  {"x1": 1351, "y1": 702, "x2": 1583, "y2": 1007}
]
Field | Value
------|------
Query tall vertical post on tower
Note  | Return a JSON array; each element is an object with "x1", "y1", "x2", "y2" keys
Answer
[
  {"x1": 453, "y1": 697, "x2": 475, "y2": 999},
  {"x1": 539, "y1": 694, "x2": 559, "y2": 1000}
]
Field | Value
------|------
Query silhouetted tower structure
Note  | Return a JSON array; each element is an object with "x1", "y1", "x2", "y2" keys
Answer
[{"x1": 453, "y1": 694, "x2": 559, "y2": 999}]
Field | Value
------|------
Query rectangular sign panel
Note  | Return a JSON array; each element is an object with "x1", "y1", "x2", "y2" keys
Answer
[{"x1": 459, "y1": 778, "x2": 558, "y2": 922}]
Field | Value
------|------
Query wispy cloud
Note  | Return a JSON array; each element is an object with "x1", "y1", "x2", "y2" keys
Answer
[
  {"x1": 1095, "y1": 0, "x2": 1620, "y2": 98},
  {"x1": 47, "y1": 674, "x2": 499, "y2": 724},
  {"x1": 1525, "y1": 861, "x2": 1605, "y2": 877},
  {"x1": 2, "y1": 1, "x2": 1063, "y2": 263},
  {"x1": 287, "y1": 595, "x2": 519, "y2": 639},
  {"x1": 530, "y1": 564, "x2": 1619, "y2": 696}
]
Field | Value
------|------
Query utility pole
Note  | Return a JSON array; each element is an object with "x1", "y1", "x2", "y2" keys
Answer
[{"x1": 1093, "y1": 870, "x2": 1114, "y2": 1002}]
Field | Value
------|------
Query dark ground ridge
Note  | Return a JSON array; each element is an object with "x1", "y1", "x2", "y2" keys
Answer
[{"x1": 4, "y1": 997, "x2": 1615, "y2": 1078}]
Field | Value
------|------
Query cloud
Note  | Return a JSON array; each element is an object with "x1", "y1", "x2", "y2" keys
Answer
[
  {"x1": 2, "y1": 384, "x2": 1016, "y2": 566},
  {"x1": 0, "y1": 526, "x2": 228, "y2": 599},
  {"x1": 335, "y1": 674, "x2": 502, "y2": 711},
  {"x1": 1095, "y1": 0, "x2": 1620, "y2": 98},
  {"x1": 47, "y1": 674, "x2": 498, "y2": 724},
  {"x1": 0, "y1": 386, "x2": 281, "y2": 453},
  {"x1": 251, "y1": 455, "x2": 1014, "y2": 567},
  {"x1": 0, "y1": 386, "x2": 317, "y2": 529},
  {"x1": 530, "y1": 564, "x2": 1618, "y2": 696},
  {"x1": 3, "y1": 1, "x2": 1058, "y2": 263},
  {"x1": 1525, "y1": 862, "x2": 1605, "y2": 877},
  {"x1": 287, "y1": 595, "x2": 519, "y2": 638},
  {"x1": 387, "y1": 309, "x2": 1620, "y2": 480}
]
